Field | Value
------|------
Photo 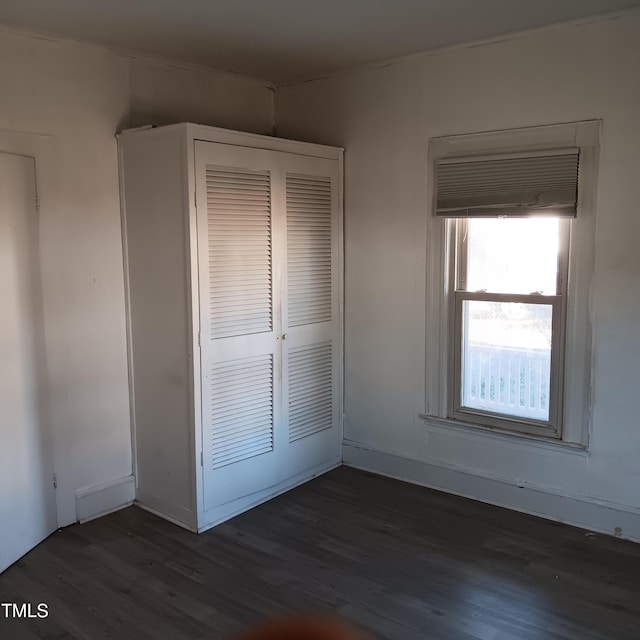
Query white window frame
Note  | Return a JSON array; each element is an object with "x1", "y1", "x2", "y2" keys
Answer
[
  {"x1": 423, "y1": 121, "x2": 599, "y2": 447},
  {"x1": 448, "y1": 217, "x2": 569, "y2": 438}
]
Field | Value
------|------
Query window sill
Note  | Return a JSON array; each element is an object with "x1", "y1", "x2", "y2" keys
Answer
[{"x1": 419, "y1": 414, "x2": 589, "y2": 455}]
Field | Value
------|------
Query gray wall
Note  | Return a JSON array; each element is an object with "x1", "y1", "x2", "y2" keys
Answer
[
  {"x1": 276, "y1": 14, "x2": 640, "y2": 538},
  {"x1": 0, "y1": 27, "x2": 274, "y2": 526}
]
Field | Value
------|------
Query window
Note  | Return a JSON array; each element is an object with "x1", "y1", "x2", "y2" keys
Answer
[
  {"x1": 450, "y1": 216, "x2": 568, "y2": 437},
  {"x1": 424, "y1": 122, "x2": 599, "y2": 445}
]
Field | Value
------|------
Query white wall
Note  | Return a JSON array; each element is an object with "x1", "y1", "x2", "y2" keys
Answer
[
  {"x1": 277, "y1": 14, "x2": 640, "y2": 539},
  {"x1": 128, "y1": 56, "x2": 273, "y2": 132},
  {"x1": 0, "y1": 28, "x2": 274, "y2": 526}
]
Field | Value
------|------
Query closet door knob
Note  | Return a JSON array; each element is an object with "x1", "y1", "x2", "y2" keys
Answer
[{"x1": 282, "y1": 333, "x2": 288, "y2": 340}]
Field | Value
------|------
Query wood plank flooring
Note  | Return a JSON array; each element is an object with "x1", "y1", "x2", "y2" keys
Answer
[{"x1": 1, "y1": 467, "x2": 640, "y2": 639}]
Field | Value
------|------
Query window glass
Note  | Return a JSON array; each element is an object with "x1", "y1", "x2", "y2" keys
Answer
[
  {"x1": 466, "y1": 218, "x2": 560, "y2": 294},
  {"x1": 461, "y1": 301, "x2": 552, "y2": 422}
]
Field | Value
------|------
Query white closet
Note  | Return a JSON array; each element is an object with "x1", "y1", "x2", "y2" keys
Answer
[{"x1": 118, "y1": 124, "x2": 343, "y2": 532}]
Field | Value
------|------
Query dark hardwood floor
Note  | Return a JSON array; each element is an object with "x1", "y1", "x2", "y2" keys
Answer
[{"x1": 1, "y1": 467, "x2": 640, "y2": 639}]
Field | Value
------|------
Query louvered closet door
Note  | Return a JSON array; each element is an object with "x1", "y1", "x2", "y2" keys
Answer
[
  {"x1": 195, "y1": 142, "x2": 284, "y2": 511},
  {"x1": 280, "y1": 153, "x2": 342, "y2": 477}
]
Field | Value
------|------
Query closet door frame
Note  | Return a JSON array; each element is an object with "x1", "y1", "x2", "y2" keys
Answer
[{"x1": 183, "y1": 124, "x2": 343, "y2": 530}]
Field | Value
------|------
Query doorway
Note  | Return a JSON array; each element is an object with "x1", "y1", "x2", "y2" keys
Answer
[{"x1": 0, "y1": 152, "x2": 57, "y2": 573}]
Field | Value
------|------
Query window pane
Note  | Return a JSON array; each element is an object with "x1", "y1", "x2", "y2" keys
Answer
[
  {"x1": 466, "y1": 218, "x2": 560, "y2": 294},
  {"x1": 462, "y1": 301, "x2": 552, "y2": 422}
]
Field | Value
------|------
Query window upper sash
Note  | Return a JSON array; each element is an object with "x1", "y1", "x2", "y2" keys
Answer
[{"x1": 435, "y1": 150, "x2": 580, "y2": 218}]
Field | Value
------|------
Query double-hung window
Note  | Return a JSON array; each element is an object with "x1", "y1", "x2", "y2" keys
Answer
[{"x1": 425, "y1": 122, "x2": 598, "y2": 445}]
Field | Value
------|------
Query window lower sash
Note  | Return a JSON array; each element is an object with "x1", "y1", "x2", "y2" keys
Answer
[{"x1": 450, "y1": 291, "x2": 564, "y2": 437}]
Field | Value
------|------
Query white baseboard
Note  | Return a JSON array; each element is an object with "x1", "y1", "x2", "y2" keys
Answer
[
  {"x1": 343, "y1": 441, "x2": 640, "y2": 543},
  {"x1": 134, "y1": 459, "x2": 341, "y2": 534},
  {"x1": 134, "y1": 499, "x2": 198, "y2": 533},
  {"x1": 198, "y1": 458, "x2": 342, "y2": 533},
  {"x1": 135, "y1": 488, "x2": 197, "y2": 532},
  {"x1": 75, "y1": 475, "x2": 135, "y2": 523}
]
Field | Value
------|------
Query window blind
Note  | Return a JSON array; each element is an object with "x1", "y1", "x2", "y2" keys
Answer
[{"x1": 435, "y1": 151, "x2": 580, "y2": 218}]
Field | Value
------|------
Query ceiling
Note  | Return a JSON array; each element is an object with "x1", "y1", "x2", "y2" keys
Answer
[{"x1": 1, "y1": 0, "x2": 638, "y2": 83}]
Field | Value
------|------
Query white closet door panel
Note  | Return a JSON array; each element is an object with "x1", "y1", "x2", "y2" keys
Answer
[
  {"x1": 195, "y1": 142, "x2": 284, "y2": 511},
  {"x1": 286, "y1": 174, "x2": 333, "y2": 327},
  {"x1": 288, "y1": 342, "x2": 333, "y2": 442},
  {"x1": 207, "y1": 168, "x2": 273, "y2": 339},
  {"x1": 280, "y1": 154, "x2": 342, "y2": 476},
  {"x1": 209, "y1": 354, "x2": 274, "y2": 469}
]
